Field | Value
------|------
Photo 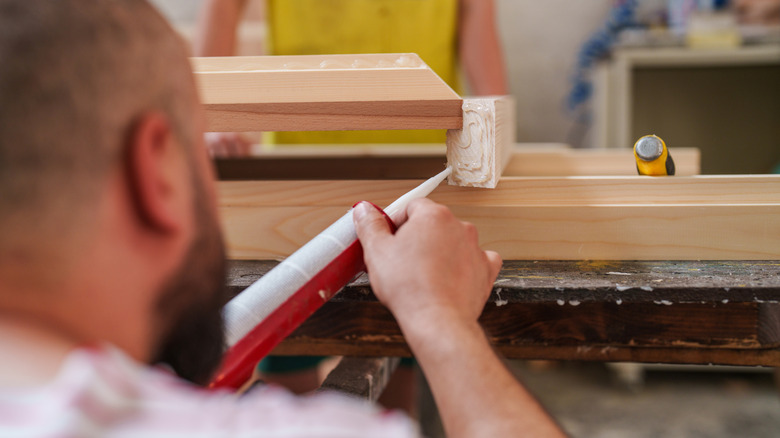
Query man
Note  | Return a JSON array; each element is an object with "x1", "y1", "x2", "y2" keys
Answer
[{"x1": 0, "y1": 1, "x2": 564, "y2": 436}]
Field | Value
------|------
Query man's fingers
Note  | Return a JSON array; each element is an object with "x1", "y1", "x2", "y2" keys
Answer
[
  {"x1": 405, "y1": 197, "x2": 437, "y2": 220},
  {"x1": 485, "y1": 250, "x2": 503, "y2": 283},
  {"x1": 353, "y1": 202, "x2": 393, "y2": 256}
]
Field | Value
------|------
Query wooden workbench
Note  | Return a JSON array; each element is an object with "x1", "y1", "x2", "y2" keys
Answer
[{"x1": 226, "y1": 260, "x2": 780, "y2": 367}]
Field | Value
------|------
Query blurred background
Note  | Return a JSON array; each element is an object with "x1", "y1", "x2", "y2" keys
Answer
[
  {"x1": 154, "y1": 0, "x2": 778, "y2": 174},
  {"x1": 150, "y1": 1, "x2": 780, "y2": 436}
]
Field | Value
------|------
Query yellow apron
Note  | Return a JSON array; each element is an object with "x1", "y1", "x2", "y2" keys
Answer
[{"x1": 265, "y1": 0, "x2": 459, "y2": 144}]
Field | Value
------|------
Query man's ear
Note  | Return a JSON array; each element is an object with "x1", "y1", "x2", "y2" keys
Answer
[{"x1": 125, "y1": 112, "x2": 188, "y2": 233}]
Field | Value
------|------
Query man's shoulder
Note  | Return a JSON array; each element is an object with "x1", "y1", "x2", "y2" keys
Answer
[{"x1": 0, "y1": 346, "x2": 419, "y2": 437}]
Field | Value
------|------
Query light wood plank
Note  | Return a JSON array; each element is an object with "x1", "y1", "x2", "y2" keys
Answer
[
  {"x1": 194, "y1": 53, "x2": 438, "y2": 73},
  {"x1": 218, "y1": 175, "x2": 780, "y2": 260},
  {"x1": 192, "y1": 54, "x2": 462, "y2": 132},
  {"x1": 453, "y1": 204, "x2": 780, "y2": 260},
  {"x1": 505, "y1": 147, "x2": 701, "y2": 176},
  {"x1": 446, "y1": 96, "x2": 515, "y2": 188},
  {"x1": 220, "y1": 204, "x2": 780, "y2": 260}
]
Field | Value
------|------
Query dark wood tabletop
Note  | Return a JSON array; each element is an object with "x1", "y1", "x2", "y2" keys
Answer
[{"x1": 227, "y1": 260, "x2": 780, "y2": 367}]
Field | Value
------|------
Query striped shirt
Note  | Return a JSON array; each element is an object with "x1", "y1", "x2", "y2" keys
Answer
[{"x1": 0, "y1": 346, "x2": 418, "y2": 437}]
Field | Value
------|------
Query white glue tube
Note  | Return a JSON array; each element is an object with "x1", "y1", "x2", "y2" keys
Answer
[{"x1": 212, "y1": 167, "x2": 451, "y2": 389}]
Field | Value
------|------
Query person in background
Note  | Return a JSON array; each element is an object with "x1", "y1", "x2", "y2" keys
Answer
[
  {"x1": 195, "y1": 0, "x2": 509, "y2": 156},
  {"x1": 734, "y1": 0, "x2": 780, "y2": 24},
  {"x1": 0, "y1": 1, "x2": 565, "y2": 436},
  {"x1": 194, "y1": 0, "x2": 511, "y2": 413}
]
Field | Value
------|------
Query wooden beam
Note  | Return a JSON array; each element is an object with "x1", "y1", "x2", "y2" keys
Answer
[
  {"x1": 214, "y1": 146, "x2": 701, "y2": 180},
  {"x1": 192, "y1": 54, "x2": 462, "y2": 132},
  {"x1": 218, "y1": 175, "x2": 780, "y2": 260},
  {"x1": 446, "y1": 96, "x2": 515, "y2": 188},
  {"x1": 280, "y1": 343, "x2": 780, "y2": 368},
  {"x1": 219, "y1": 175, "x2": 777, "y2": 207},
  {"x1": 318, "y1": 357, "x2": 400, "y2": 402},
  {"x1": 221, "y1": 205, "x2": 780, "y2": 260},
  {"x1": 504, "y1": 146, "x2": 701, "y2": 177},
  {"x1": 216, "y1": 155, "x2": 448, "y2": 181},
  {"x1": 226, "y1": 260, "x2": 780, "y2": 367}
]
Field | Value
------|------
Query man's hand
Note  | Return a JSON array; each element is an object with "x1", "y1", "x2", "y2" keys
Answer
[
  {"x1": 353, "y1": 199, "x2": 566, "y2": 438},
  {"x1": 352, "y1": 199, "x2": 502, "y2": 328}
]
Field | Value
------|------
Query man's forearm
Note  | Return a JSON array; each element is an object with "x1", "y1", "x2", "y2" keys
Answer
[
  {"x1": 351, "y1": 201, "x2": 560, "y2": 435},
  {"x1": 400, "y1": 311, "x2": 565, "y2": 438},
  {"x1": 194, "y1": 0, "x2": 248, "y2": 56},
  {"x1": 459, "y1": 0, "x2": 509, "y2": 95}
]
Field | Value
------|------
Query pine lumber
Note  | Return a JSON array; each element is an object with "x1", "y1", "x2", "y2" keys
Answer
[
  {"x1": 218, "y1": 175, "x2": 780, "y2": 261},
  {"x1": 219, "y1": 175, "x2": 779, "y2": 207},
  {"x1": 192, "y1": 54, "x2": 462, "y2": 132},
  {"x1": 221, "y1": 204, "x2": 780, "y2": 260},
  {"x1": 504, "y1": 146, "x2": 701, "y2": 176},
  {"x1": 446, "y1": 96, "x2": 515, "y2": 188}
]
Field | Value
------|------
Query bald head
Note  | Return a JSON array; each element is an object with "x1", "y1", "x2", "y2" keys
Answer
[
  {"x1": 0, "y1": 0, "x2": 198, "y2": 249},
  {"x1": 0, "y1": 1, "x2": 229, "y2": 383}
]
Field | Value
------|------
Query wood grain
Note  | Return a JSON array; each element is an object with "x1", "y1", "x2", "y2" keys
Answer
[
  {"x1": 221, "y1": 205, "x2": 780, "y2": 260},
  {"x1": 218, "y1": 176, "x2": 780, "y2": 260},
  {"x1": 193, "y1": 53, "x2": 433, "y2": 73},
  {"x1": 226, "y1": 260, "x2": 780, "y2": 305},
  {"x1": 446, "y1": 96, "x2": 515, "y2": 188},
  {"x1": 226, "y1": 260, "x2": 780, "y2": 367},
  {"x1": 450, "y1": 204, "x2": 780, "y2": 260},
  {"x1": 192, "y1": 54, "x2": 463, "y2": 132},
  {"x1": 267, "y1": 302, "x2": 779, "y2": 359},
  {"x1": 319, "y1": 357, "x2": 400, "y2": 401},
  {"x1": 504, "y1": 147, "x2": 701, "y2": 176},
  {"x1": 274, "y1": 342, "x2": 780, "y2": 367},
  {"x1": 219, "y1": 175, "x2": 779, "y2": 207}
]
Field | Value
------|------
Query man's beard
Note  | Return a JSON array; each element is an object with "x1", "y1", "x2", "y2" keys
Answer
[{"x1": 151, "y1": 177, "x2": 230, "y2": 386}]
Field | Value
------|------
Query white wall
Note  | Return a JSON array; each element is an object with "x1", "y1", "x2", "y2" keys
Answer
[{"x1": 496, "y1": 0, "x2": 613, "y2": 145}]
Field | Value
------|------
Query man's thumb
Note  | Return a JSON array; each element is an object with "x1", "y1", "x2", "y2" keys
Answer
[{"x1": 353, "y1": 201, "x2": 392, "y2": 251}]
